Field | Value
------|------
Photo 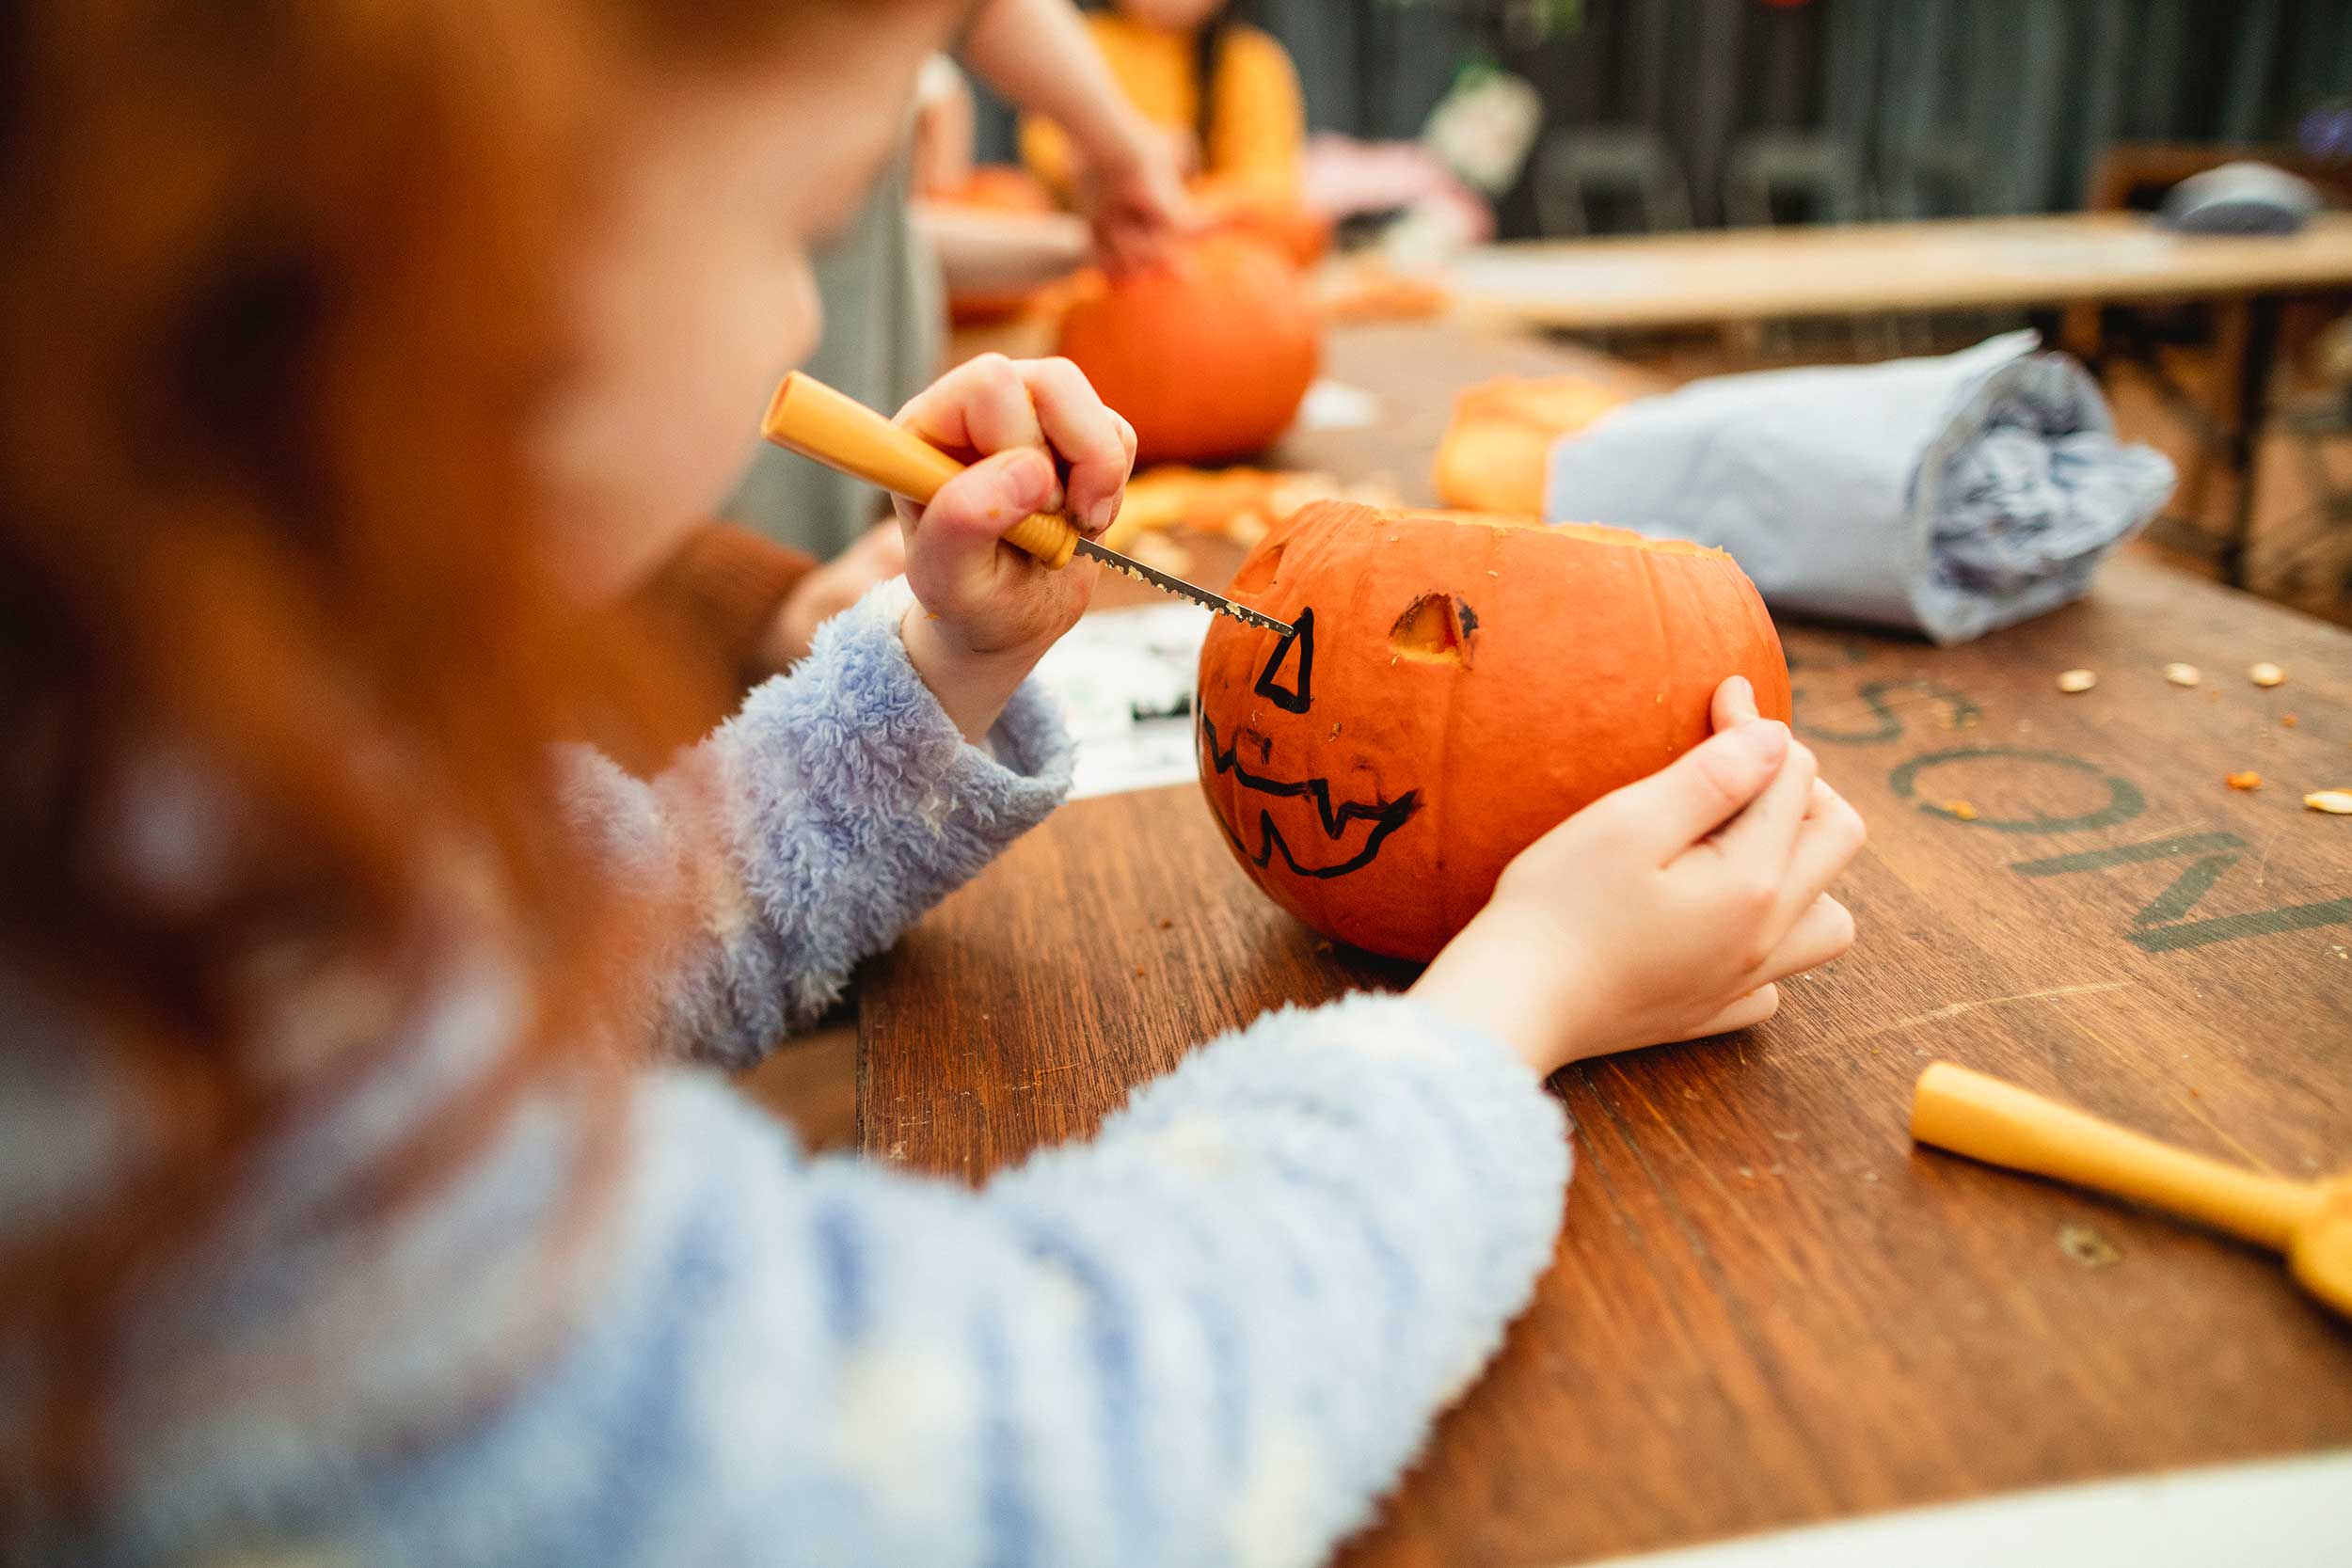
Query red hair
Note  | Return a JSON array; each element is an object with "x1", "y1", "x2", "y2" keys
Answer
[{"x1": 0, "y1": 0, "x2": 886, "y2": 1518}]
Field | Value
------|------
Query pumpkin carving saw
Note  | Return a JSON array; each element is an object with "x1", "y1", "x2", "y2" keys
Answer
[{"x1": 1196, "y1": 501, "x2": 1792, "y2": 962}]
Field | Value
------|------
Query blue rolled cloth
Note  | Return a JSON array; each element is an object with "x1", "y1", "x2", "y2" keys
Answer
[{"x1": 1540, "y1": 332, "x2": 2177, "y2": 644}]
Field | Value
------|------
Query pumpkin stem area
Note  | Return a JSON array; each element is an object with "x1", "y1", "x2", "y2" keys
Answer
[{"x1": 1390, "y1": 594, "x2": 1475, "y2": 665}]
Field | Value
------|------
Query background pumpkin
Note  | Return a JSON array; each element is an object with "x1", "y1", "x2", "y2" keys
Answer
[
  {"x1": 1196, "y1": 501, "x2": 1790, "y2": 962},
  {"x1": 1055, "y1": 232, "x2": 1321, "y2": 465},
  {"x1": 1188, "y1": 173, "x2": 1334, "y2": 268},
  {"x1": 1432, "y1": 375, "x2": 1633, "y2": 515}
]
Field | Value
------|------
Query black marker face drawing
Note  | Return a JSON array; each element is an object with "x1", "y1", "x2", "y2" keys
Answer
[{"x1": 1200, "y1": 607, "x2": 1422, "y2": 879}]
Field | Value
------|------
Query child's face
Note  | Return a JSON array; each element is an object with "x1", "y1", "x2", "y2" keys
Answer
[
  {"x1": 1117, "y1": 0, "x2": 1227, "y2": 31},
  {"x1": 534, "y1": 17, "x2": 939, "y2": 601}
]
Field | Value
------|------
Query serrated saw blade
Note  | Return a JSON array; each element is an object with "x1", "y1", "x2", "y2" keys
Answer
[{"x1": 1073, "y1": 537, "x2": 1293, "y2": 637}]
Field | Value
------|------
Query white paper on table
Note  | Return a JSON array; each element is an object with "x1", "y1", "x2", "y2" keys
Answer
[
  {"x1": 1574, "y1": 1449, "x2": 2352, "y2": 1568},
  {"x1": 1295, "y1": 379, "x2": 1383, "y2": 432},
  {"x1": 1029, "y1": 603, "x2": 1214, "y2": 800}
]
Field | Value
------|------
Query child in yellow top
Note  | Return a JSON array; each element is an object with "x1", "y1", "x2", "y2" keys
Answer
[{"x1": 1021, "y1": 1, "x2": 1305, "y2": 210}]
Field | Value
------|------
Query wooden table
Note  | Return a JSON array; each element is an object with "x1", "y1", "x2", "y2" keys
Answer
[
  {"x1": 1449, "y1": 212, "x2": 2352, "y2": 587},
  {"x1": 1448, "y1": 214, "x2": 2352, "y2": 334},
  {"x1": 857, "y1": 322, "x2": 2352, "y2": 1565}
]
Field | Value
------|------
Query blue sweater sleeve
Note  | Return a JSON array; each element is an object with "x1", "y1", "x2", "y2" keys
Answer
[
  {"x1": 330, "y1": 993, "x2": 1570, "y2": 1568},
  {"x1": 17, "y1": 582, "x2": 1571, "y2": 1568},
  {"x1": 559, "y1": 581, "x2": 1073, "y2": 1067}
]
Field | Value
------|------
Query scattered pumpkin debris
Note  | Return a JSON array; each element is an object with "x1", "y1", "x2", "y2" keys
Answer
[
  {"x1": 2164, "y1": 662, "x2": 2201, "y2": 688},
  {"x1": 2282, "y1": 714, "x2": 2299, "y2": 728},
  {"x1": 1940, "y1": 799, "x2": 1981, "y2": 821},
  {"x1": 2249, "y1": 662, "x2": 2286, "y2": 688},
  {"x1": 2056, "y1": 669, "x2": 2097, "y2": 693},
  {"x1": 2306, "y1": 790, "x2": 2352, "y2": 816},
  {"x1": 2058, "y1": 1222, "x2": 2122, "y2": 1270},
  {"x1": 1125, "y1": 531, "x2": 1195, "y2": 578},
  {"x1": 2226, "y1": 770, "x2": 2264, "y2": 791}
]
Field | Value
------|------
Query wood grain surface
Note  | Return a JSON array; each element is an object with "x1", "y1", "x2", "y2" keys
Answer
[
  {"x1": 859, "y1": 322, "x2": 2352, "y2": 1565},
  {"x1": 1450, "y1": 212, "x2": 2352, "y2": 332}
]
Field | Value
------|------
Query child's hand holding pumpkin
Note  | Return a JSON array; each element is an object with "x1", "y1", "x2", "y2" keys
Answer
[
  {"x1": 894, "y1": 353, "x2": 1136, "y2": 741},
  {"x1": 1412, "y1": 675, "x2": 1865, "y2": 1077}
]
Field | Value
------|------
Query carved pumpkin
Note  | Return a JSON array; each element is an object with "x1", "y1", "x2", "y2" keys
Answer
[
  {"x1": 1433, "y1": 375, "x2": 1633, "y2": 515},
  {"x1": 1056, "y1": 233, "x2": 1322, "y2": 465},
  {"x1": 1196, "y1": 501, "x2": 1790, "y2": 961}
]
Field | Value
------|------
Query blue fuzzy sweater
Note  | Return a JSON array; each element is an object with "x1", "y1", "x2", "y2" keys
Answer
[{"x1": 1, "y1": 585, "x2": 1571, "y2": 1568}]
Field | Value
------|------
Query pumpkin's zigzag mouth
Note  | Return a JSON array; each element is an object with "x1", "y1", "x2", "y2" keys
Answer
[{"x1": 1199, "y1": 713, "x2": 1420, "y2": 879}]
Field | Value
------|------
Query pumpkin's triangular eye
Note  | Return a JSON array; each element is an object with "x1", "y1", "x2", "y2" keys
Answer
[{"x1": 1253, "y1": 606, "x2": 1314, "y2": 714}]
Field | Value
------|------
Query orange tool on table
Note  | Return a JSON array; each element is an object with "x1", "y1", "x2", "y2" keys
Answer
[{"x1": 1913, "y1": 1062, "x2": 2351, "y2": 1319}]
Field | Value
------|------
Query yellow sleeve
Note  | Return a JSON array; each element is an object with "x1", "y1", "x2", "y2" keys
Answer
[
  {"x1": 1018, "y1": 112, "x2": 1080, "y2": 202},
  {"x1": 1205, "y1": 25, "x2": 1305, "y2": 203}
]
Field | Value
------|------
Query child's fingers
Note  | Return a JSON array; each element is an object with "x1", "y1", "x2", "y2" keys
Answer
[
  {"x1": 1707, "y1": 737, "x2": 1818, "y2": 866},
  {"x1": 900, "y1": 355, "x2": 1058, "y2": 501},
  {"x1": 1749, "y1": 894, "x2": 1857, "y2": 986},
  {"x1": 1609, "y1": 719, "x2": 1788, "y2": 864},
  {"x1": 1612, "y1": 720, "x2": 1789, "y2": 863},
  {"x1": 1777, "y1": 783, "x2": 1867, "y2": 924},
  {"x1": 915, "y1": 446, "x2": 1058, "y2": 564},
  {"x1": 1680, "y1": 984, "x2": 1781, "y2": 1042},
  {"x1": 1017, "y1": 356, "x2": 1131, "y2": 537},
  {"x1": 1710, "y1": 674, "x2": 1759, "y2": 732}
]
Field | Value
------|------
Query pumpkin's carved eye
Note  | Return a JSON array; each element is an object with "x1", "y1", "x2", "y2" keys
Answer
[
  {"x1": 1391, "y1": 594, "x2": 1477, "y2": 666},
  {"x1": 1253, "y1": 607, "x2": 1314, "y2": 713},
  {"x1": 1229, "y1": 541, "x2": 1284, "y2": 597}
]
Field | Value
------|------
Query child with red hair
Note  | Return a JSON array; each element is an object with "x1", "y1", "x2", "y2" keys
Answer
[{"x1": 0, "y1": 3, "x2": 1860, "y2": 1564}]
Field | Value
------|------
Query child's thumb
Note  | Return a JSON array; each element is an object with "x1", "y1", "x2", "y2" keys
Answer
[
  {"x1": 919, "y1": 447, "x2": 1060, "y2": 560},
  {"x1": 1627, "y1": 720, "x2": 1789, "y2": 854}
]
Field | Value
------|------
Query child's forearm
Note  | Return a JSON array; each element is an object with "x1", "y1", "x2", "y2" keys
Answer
[
  {"x1": 898, "y1": 601, "x2": 1051, "y2": 745},
  {"x1": 174, "y1": 994, "x2": 1566, "y2": 1567},
  {"x1": 966, "y1": 0, "x2": 1155, "y2": 177},
  {"x1": 562, "y1": 585, "x2": 1071, "y2": 1066}
]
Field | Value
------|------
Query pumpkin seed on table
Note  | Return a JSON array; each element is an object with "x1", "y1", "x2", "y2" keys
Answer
[
  {"x1": 2249, "y1": 662, "x2": 2286, "y2": 688},
  {"x1": 2056, "y1": 669, "x2": 2097, "y2": 693},
  {"x1": 2308, "y1": 791, "x2": 2352, "y2": 816},
  {"x1": 2164, "y1": 662, "x2": 2201, "y2": 688}
]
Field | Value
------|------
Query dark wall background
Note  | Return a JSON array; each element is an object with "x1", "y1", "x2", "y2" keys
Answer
[{"x1": 972, "y1": 0, "x2": 2352, "y2": 236}]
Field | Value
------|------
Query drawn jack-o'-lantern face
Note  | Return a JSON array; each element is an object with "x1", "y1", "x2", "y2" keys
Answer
[{"x1": 1196, "y1": 501, "x2": 1790, "y2": 962}]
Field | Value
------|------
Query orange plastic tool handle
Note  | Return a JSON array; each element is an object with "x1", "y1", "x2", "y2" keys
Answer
[
  {"x1": 1911, "y1": 1061, "x2": 2322, "y2": 1251},
  {"x1": 759, "y1": 372, "x2": 1078, "y2": 568}
]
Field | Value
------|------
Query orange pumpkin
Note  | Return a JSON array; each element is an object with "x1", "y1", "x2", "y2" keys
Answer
[
  {"x1": 1432, "y1": 375, "x2": 1633, "y2": 515},
  {"x1": 1196, "y1": 501, "x2": 1789, "y2": 961},
  {"x1": 1056, "y1": 233, "x2": 1322, "y2": 464},
  {"x1": 1189, "y1": 175, "x2": 1334, "y2": 268},
  {"x1": 932, "y1": 165, "x2": 1057, "y2": 214}
]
